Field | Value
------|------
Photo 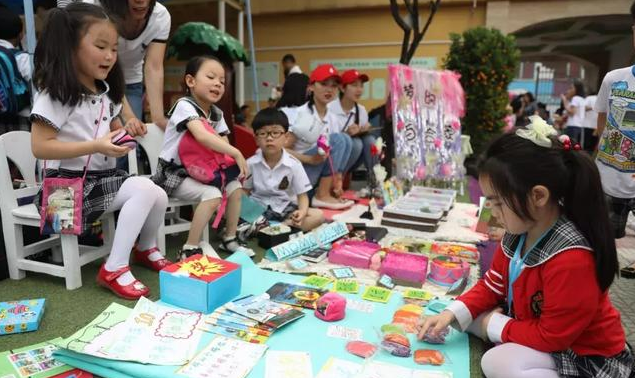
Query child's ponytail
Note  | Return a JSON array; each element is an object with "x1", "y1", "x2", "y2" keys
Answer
[
  {"x1": 561, "y1": 147, "x2": 618, "y2": 291},
  {"x1": 33, "y1": 8, "x2": 75, "y2": 100}
]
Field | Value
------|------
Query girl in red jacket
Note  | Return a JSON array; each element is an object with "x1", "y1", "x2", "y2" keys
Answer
[{"x1": 418, "y1": 116, "x2": 633, "y2": 378}]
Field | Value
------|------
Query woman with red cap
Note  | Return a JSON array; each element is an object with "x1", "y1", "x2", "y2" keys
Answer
[
  {"x1": 329, "y1": 70, "x2": 378, "y2": 197},
  {"x1": 283, "y1": 64, "x2": 354, "y2": 209}
]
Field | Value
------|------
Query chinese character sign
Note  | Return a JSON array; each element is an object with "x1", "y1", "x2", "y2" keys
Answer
[{"x1": 388, "y1": 64, "x2": 465, "y2": 182}]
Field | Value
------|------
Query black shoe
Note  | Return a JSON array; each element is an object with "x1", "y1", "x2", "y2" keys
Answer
[{"x1": 178, "y1": 247, "x2": 203, "y2": 262}]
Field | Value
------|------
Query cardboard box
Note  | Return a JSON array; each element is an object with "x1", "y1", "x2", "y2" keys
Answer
[
  {"x1": 0, "y1": 299, "x2": 45, "y2": 335},
  {"x1": 160, "y1": 255, "x2": 242, "y2": 314}
]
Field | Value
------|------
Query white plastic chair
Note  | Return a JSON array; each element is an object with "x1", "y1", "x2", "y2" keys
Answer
[
  {"x1": 0, "y1": 131, "x2": 114, "y2": 290},
  {"x1": 128, "y1": 124, "x2": 209, "y2": 254}
]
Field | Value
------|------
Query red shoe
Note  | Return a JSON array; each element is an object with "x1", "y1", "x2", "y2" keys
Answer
[
  {"x1": 96, "y1": 264, "x2": 149, "y2": 300},
  {"x1": 133, "y1": 247, "x2": 171, "y2": 271}
]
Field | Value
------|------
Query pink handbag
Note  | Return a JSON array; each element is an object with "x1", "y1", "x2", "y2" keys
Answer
[{"x1": 39, "y1": 102, "x2": 105, "y2": 235}]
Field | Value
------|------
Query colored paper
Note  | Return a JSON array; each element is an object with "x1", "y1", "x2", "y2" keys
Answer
[
  {"x1": 333, "y1": 280, "x2": 360, "y2": 294},
  {"x1": 361, "y1": 286, "x2": 392, "y2": 303},
  {"x1": 302, "y1": 275, "x2": 333, "y2": 289},
  {"x1": 264, "y1": 351, "x2": 313, "y2": 378}
]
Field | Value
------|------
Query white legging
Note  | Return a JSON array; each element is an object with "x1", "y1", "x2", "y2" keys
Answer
[
  {"x1": 102, "y1": 176, "x2": 168, "y2": 271},
  {"x1": 469, "y1": 311, "x2": 560, "y2": 378}
]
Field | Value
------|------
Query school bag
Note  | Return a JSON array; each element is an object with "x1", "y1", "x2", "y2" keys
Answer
[
  {"x1": 0, "y1": 46, "x2": 29, "y2": 116},
  {"x1": 175, "y1": 97, "x2": 240, "y2": 228}
]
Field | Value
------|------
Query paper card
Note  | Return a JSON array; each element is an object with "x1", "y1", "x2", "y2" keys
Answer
[
  {"x1": 330, "y1": 267, "x2": 355, "y2": 279},
  {"x1": 264, "y1": 351, "x2": 313, "y2": 378},
  {"x1": 333, "y1": 279, "x2": 359, "y2": 294},
  {"x1": 347, "y1": 299, "x2": 374, "y2": 313},
  {"x1": 316, "y1": 357, "x2": 362, "y2": 378},
  {"x1": 326, "y1": 325, "x2": 363, "y2": 341},
  {"x1": 377, "y1": 274, "x2": 395, "y2": 289},
  {"x1": 403, "y1": 289, "x2": 434, "y2": 301},
  {"x1": 286, "y1": 258, "x2": 309, "y2": 271},
  {"x1": 178, "y1": 335, "x2": 267, "y2": 378},
  {"x1": 361, "y1": 286, "x2": 392, "y2": 303},
  {"x1": 302, "y1": 275, "x2": 333, "y2": 289}
]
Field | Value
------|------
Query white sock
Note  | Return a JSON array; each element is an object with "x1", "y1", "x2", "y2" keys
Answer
[
  {"x1": 222, "y1": 235, "x2": 239, "y2": 252},
  {"x1": 115, "y1": 270, "x2": 136, "y2": 286},
  {"x1": 182, "y1": 244, "x2": 199, "y2": 251}
]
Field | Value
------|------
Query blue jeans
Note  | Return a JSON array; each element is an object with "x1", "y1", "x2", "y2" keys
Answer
[
  {"x1": 118, "y1": 83, "x2": 144, "y2": 171},
  {"x1": 345, "y1": 133, "x2": 377, "y2": 174},
  {"x1": 125, "y1": 82, "x2": 144, "y2": 119},
  {"x1": 303, "y1": 133, "x2": 352, "y2": 186}
]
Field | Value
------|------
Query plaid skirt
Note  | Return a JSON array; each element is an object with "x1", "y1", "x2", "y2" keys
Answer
[
  {"x1": 35, "y1": 168, "x2": 129, "y2": 233},
  {"x1": 552, "y1": 344, "x2": 634, "y2": 378},
  {"x1": 151, "y1": 158, "x2": 188, "y2": 196}
]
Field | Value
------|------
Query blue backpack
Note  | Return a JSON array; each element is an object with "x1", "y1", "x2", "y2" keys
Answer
[{"x1": 0, "y1": 46, "x2": 29, "y2": 115}]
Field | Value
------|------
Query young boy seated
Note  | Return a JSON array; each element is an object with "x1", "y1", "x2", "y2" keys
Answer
[{"x1": 244, "y1": 108, "x2": 324, "y2": 231}]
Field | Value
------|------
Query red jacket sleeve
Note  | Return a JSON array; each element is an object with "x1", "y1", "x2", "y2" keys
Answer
[
  {"x1": 501, "y1": 249, "x2": 600, "y2": 352},
  {"x1": 456, "y1": 245, "x2": 508, "y2": 320}
]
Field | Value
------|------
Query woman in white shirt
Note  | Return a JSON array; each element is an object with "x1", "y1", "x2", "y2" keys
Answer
[
  {"x1": 562, "y1": 80, "x2": 588, "y2": 150},
  {"x1": 284, "y1": 64, "x2": 354, "y2": 210},
  {"x1": 329, "y1": 70, "x2": 377, "y2": 196}
]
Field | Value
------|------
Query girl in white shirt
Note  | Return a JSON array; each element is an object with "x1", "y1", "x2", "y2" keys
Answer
[
  {"x1": 284, "y1": 64, "x2": 354, "y2": 210},
  {"x1": 152, "y1": 56, "x2": 254, "y2": 259},
  {"x1": 31, "y1": 3, "x2": 169, "y2": 300},
  {"x1": 329, "y1": 70, "x2": 377, "y2": 196},
  {"x1": 562, "y1": 80, "x2": 590, "y2": 151}
]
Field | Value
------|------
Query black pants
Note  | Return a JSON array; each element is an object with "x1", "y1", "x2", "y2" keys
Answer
[{"x1": 564, "y1": 126, "x2": 598, "y2": 153}]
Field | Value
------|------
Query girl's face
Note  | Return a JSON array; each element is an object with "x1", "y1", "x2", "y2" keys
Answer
[
  {"x1": 186, "y1": 59, "x2": 226, "y2": 105},
  {"x1": 75, "y1": 20, "x2": 118, "y2": 89},
  {"x1": 566, "y1": 84, "x2": 576, "y2": 99},
  {"x1": 342, "y1": 80, "x2": 364, "y2": 102},
  {"x1": 311, "y1": 78, "x2": 338, "y2": 104},
  {"x1": 479, "y1": 175, "x2": 529, "y2": 235},
  {"x1": 128, "y1": 0, "x2": 152, "y2": 21}
]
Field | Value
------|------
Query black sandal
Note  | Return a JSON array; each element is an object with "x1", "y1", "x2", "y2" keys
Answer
[{"x1": 620, "y1": 263, "x2": 635, "y2": 279}]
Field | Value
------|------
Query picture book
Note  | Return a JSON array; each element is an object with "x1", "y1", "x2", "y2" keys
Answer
[
  {"x1": 225, "y1": 294, "x2": 305, "y2": 329},
  {"x1": 0, "y1": 338, "x2": 72, "y2": 378},
  {"x1": 266, "y1": 282, "x2": 327, "y2": 309}
]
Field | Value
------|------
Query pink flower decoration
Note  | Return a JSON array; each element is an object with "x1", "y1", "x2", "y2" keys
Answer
[
  {"x1": 440, "y1": 163, "x2": 453, "y2": 176},
  {"x1": 451, "y1": 120, "x2": 460, "y2": 130},
  {"x1": 416, "y1": 165, "x2": 426, "y2": 179},
  {"x1": 397, "y1": 120, "x2": 405, "y2": 131},
  {"x1": 434, "y1": 139, "x2": 442, "y2": 148}
]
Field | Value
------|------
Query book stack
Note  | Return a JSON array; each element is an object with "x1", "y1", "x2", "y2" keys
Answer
[
  {"x1": 200, "y1": 293, "x2": 306, "y2": 344},
  {"x1": 381, "y1": 187, "x2": 456, "y2": 232}
]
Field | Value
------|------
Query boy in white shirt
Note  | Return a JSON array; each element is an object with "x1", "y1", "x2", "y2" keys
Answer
[
  {"x1": 244, "y1": 108, "x2": 324, "y2": 231},
  {"x1": 595, "y1": 1, "x2": 635, "y2": 250}
]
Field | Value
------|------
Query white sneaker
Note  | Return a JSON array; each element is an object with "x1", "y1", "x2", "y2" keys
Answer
[{"x1": 198, "y1": 241, "x2": 220, "y2": 259}]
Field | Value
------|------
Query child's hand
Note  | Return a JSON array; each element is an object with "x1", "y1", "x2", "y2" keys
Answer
[
  {"x1": 417, "y1": 310, "x2": 455, "y2": 341},
  {"x1": 234, "y1": 154, "x2": 249, "y2": 180},
  {"x1": 124, "y1": 118, "x2": 147, "y2": 137},
  {"x1": 290, "y1": 209, "x2": 306, "y2": 226},
  {"x1": 96, "y1": 130, "x2": 130, "y2": 157},
  {"x1": 310, "y1": 153, "x2": 328, "y2": 165},
  {"x1": 347, "y1": 123, "x2": 361, "y2": 136}
]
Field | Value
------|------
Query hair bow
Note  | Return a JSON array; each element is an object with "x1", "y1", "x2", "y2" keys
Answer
[{"x1": 516, "y1": 115, "x2": 557, "y2": 148}]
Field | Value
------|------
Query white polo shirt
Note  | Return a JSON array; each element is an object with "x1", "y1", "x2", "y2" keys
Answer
[
  {"x1": 328, "y1": 98, "x2": 369, "y2": 133},
  {"x1": 31, "y1": 81, "x2": 123, "y2": 171},
  {"x1": 287, "y1": 102, "x2": 338, "y2": 153},
  {"x1": 565, "y1": 95, "x2": 586, "y2": 127},
  {"x1": 159, "y1": 98, "x2": 229, "y2": 165},
  {"x1": 244, "y1": 149, "x2": 312, "y2": 213},
  {"x1": 78, "y1": 0, "x2": 171, "y2": 84}
]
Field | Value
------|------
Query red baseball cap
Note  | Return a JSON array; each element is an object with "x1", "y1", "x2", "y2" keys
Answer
[
  {"x1": 341, "y1": 70, "x2": 369, "y2": 85},
  {"x1": 310, "y1": 64, "x2": 341, "y2": 84}
]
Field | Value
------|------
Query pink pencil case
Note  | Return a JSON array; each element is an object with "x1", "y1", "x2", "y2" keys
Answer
[{"x1": 328, "y1": 240, "x2": 381, "y2": 269}]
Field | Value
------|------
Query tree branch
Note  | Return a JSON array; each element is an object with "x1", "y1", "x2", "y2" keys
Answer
[
  {"x1": 389, "y1": 0, "x2": 410, "y2": 31},
  {"x1": 405, "y1": 0, "x2": 441, "y2": 63},
  {"x1": 399, "y1": 29, "x2": 412, "y2": 64}
]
